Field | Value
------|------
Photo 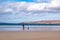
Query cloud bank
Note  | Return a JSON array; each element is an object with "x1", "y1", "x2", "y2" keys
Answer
[
  {"x1": 0, "y1": 0, "x2": 60, "y2": 15},
  {"x1": 0, "y1": 0, "x2": 60, "y2": 23}
]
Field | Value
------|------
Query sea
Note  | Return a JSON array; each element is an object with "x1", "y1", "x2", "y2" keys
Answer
[{"x1": 0, "y1": 24, "x2": 60, "y2": 31}]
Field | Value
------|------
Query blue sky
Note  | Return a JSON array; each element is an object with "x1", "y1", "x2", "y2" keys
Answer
[
  {"x1": 0, "y1": 0, "x2": 48, "y2": 2},
  {"x1": 0, "y1": 0, "x2": 60, "y2": 23}
]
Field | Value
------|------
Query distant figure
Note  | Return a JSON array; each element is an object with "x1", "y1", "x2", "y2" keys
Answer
[
  {"x1": 23, "y1": 24, "x2": 24, "y2": 30},
  {"x1": 28, "y1": 27, "x2": 29, "y2": 30}
]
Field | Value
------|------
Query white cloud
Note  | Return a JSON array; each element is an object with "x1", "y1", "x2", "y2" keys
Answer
[
  {"x1": 0, "y1": 2, "x2": 28, "y2": 14},
  {"x1": 27, "y1": 3, "x2": 47, "y2": 12},
  {"x1": 48, "y1": 0, "x2": 60, "y2": 9},
  {"x1": 0, "y1": 0, "x2": 60, "y2": 23},
  {"x1": 4, "y1": 8, "x2": 13, "y2": 12},
  {"x1": 0, "y1": 0, "x2": 60, "y2": 16},
  {"x1": 34, "y1": 0, "x2": 49, "y2": 3},
  {"x1": 27, "y1": 0, "x2": 60, "y2": 13}
]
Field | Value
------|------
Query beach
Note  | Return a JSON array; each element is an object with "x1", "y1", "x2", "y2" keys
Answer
[{"x1": 0, "y1": 31, "x2": 60, "y2": 40}]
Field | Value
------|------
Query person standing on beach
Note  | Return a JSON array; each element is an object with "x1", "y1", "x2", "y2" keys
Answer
[
  {"x1": 23, "y1": 24, "x2": 24, "y2": 30},
  {"x1": 28, "y1": 27, "x2": 29, "y2": 30}
]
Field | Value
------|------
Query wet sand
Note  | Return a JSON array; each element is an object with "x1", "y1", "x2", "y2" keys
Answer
[{"x1": 0, "y1": 31, "x2": 60, "y2": 40}]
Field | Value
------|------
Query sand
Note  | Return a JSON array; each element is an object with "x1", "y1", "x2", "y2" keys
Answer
[{"x1": 0, "y1": 31, "x2": 60, "y2": 40}]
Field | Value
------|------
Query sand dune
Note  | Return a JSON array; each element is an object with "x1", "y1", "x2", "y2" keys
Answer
[{"x1": 23, "y1": 20, "x2": 60, "y2": 24}]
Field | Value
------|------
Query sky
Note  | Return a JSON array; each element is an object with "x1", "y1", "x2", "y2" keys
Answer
[{"x1": 0, "y1": 0, "x2": 60, "y2": 23}]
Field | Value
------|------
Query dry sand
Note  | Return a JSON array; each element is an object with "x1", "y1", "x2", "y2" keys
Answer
[{"x1": 0, "y1": 31, "x2": 60, "y2": 40}]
